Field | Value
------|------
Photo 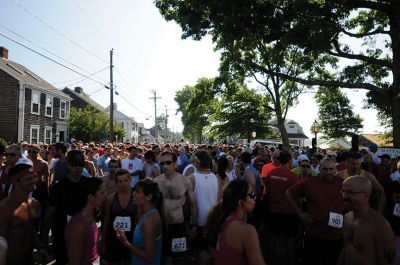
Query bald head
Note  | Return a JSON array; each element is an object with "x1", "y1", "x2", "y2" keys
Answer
[{"x1": 344, "y1": 175, "x2": 372, "y2": 195}]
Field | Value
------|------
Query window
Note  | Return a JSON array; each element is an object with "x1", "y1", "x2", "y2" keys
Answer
[
  {"x1": 60, "y1": 100, "x2": 66, "y2": 119},
  {"x1": 31, "y1": 91, "x2": 40, "y2": 114},
  {"x1": 44, "y1": 127, "x2": 52, "y2": 144},
  {"x1": 289, "y1": 125, "x2": 295, "y2": 128},
  {"x1": 121, "y1": 122, "x2": 124, "y2": 129},
  {"x1": 30, "y1": 125, "x2": 40, "y2": 144},
  {"x1": 45, "y1": 96, "x2": 53, "y2": 117}
]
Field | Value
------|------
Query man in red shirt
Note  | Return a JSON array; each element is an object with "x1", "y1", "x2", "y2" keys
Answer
[
  {"x1": 286, "y1": 158, "x2": 344, "y2": 265},
  {"x1": 264, "y1": 150, "x2": 300, "y2": 264}
]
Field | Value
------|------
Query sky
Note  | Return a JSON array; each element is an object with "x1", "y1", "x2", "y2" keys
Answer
[{"x1": 0, "y1": 0, "x2": 385, "y2": 139}]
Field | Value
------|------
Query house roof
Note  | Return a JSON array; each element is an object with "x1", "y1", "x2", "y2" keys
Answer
[
  {"x1": 359, "y1": 134, "x2": 392, "y2": 147},
  {"x1": 0, "y1": 57, "x2": 71, "y2": 100},
  {"x1": 62, "y1": 87, "x2": 105, "y2": 112},
  {"x1": 287, "y1": 133, "x2": 309, "y2": 139}
]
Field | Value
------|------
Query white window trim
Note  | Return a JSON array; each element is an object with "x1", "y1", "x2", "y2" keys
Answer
[
  {"x1": 45, "y1": 95, "x2": 53, "y2": 117},
  {"x1": 30, "y1": 125, "x2": 40, "y2": 145},
  {"x1": 59, "y1": 100, "x2": 66, "y2": 119},
  {"x1": 44, "y1": 126, "x2": 52, "y2": 145},
  {"x1": 31, "y1": 90, "x2": 40, "y2": 115}
]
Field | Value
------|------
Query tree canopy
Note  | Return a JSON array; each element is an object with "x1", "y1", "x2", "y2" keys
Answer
[
  {"x1": 155, "y1": 0, "x2": 400, "y2": 146},
  {"x1": 69, "y1": 105, "x2": 125, "y2": 143},
  {"x1": 315, "y1": 87, "x2": 363, "y2": 139}
]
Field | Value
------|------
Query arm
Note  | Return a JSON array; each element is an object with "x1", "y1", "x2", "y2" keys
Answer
[
  {"x1": 365, "y1": 172, "x2": 386, "y2": 213},
  {"x1": 186, "y1": 179, "x2": 197, "y2": 226},
  {"x1": 117, "y1": 214, "x2": 161, "y2": 262},
  {"x1": 242, "y1": 225, "x2": 266, "y2": 265},
  {"x1": 101, "y1": 195, "x2": 114, "y2": 254},
  {"x1": 244, "y1": 168, "x2": 256, "y2": 193},
  {"x1": 375, "y1": 221, "x2": 396, "y2": 265},
  {"x1": 88, "y1": 161, "x2": 96, "y2": 177},
  {"x1": 286, "y1": 188, "x2": 313, "y2": 224},
  {"x1": 42, "y1": 163, "x2": 50, "y2": 189},
  {"x1": 67, "y1": 220, "x2": 86, "y2": 265}
]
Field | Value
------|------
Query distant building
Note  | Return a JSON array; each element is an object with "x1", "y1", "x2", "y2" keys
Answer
[
  {"x1": 0, "y1": 47, "x2": 71, "y2": 144},
  {"x1": 62, "y1": 86, "x2": 106, "y2": 112},
  {"x1": 269, "y1": 118, "x2": 309, "y2": 146},
  {"x1": 107, "y1": 103, "x2": 139, "y2": 142}
]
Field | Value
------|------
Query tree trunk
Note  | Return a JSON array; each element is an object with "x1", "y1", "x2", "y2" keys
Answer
[
  {"x1": 276, "y1": 108, "x2": 290, "y2": 147},
  {"x1": 390, "y1": 5, "x2": 400, "y2": 148}
]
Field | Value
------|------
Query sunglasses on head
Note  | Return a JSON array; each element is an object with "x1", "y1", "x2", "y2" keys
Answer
[
  {"x1": 4, "y1": 153, "x2": 17, "y2": 157},
  {"x1": 247, "y1": 191, "x2": 256, "y2": 199},
  {"x1": 160, "y1": 160, "x2": 173, "y2": 166}
]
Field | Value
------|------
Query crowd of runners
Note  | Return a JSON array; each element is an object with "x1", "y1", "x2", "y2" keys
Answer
[{"x1": 0, "y1": 140, "x2": 399, "y2": 265}]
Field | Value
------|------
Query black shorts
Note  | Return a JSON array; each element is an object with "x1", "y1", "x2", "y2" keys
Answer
[
  {"x1": 266, "y1": 212, "x2": 300, "y2": 236},
  {"x1": 163, "y1": 223, "x2": 188, "y2": 257},
  {"x1": 192, "y1": 226, "x2": 208, "y2": 251}
]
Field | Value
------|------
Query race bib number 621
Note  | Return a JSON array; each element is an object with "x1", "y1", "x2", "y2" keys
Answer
[{"x1": 171, "y1": 237, "x2": 187, "y2": 253}]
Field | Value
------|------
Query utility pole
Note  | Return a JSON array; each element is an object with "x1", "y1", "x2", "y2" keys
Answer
[
  {"x1": 109, "y1": 49, "x2": 114, "y2": 142},
  {"x1": 164, "y1": 106, "x2": 169, "y2": 142},
  {"x1": 149, "y1": 90, "x2": 161, "y2": 140}
]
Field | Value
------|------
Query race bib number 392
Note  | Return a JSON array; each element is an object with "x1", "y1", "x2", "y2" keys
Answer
[
  {"x1": 328, "y1": 212, "x2": 343, "y2": 228},
  {"x1": 171, "y1": 237, "x2": 187, "y2": 253},
  {"x1": 113, "y1": 216, "x2": 131, "y2": 232}
]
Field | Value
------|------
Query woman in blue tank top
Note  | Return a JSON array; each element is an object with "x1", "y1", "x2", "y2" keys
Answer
[{"x1": 116, "y1": 178, "x2": 163, "y2": 265}]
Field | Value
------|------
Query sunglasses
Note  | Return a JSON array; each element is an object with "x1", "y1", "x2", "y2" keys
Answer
[
  {"x1": 69, "y1": 160, "x2": 85, "y2": 167},
  {"x1": 160, "y1": 160, "x2": 173, "y2": 166},
  {"x1": 300, "y1": 164, "x2": 311, "y2": 168},
  {"x1": 4, "y1": 153, "x2": 17, "y2": 157},
  {"x1": 247, "y1": 191, "x2": 256, "y2": 199},
  {"x1": 28, "y1": 150, "x2": 39, "y2": 154},
  {"x1": 109, "y1": 165, "x2": 120, "y2": 168}
]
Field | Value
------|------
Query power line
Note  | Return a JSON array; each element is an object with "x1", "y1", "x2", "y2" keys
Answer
[
  {"x1": 66, "y1": 67, "x2": 109, "y2": 87},
  {"x1": 0, "y1": 31, "x2": 108, "y2": 87},
  {"x1": 71, "y1": 0, "x2": 112, "y2": 48},
  {"x1": 0, "y1": 23, "x2": 109, "y2": 83},
  {"x1": 11, "y1": 0, "x2": 108, "y2": 64},
  {"x1": 114, "y1": 67, "x2": 149, "y2": 110}
]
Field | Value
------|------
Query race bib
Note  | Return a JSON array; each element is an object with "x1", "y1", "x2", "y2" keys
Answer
[
  {"x1": 113, "y1": 216, "x2": 131, "y2": 231},
  {"x1": 328, "y1": 212, "x2": 343, "y2": 228},
  {"x1": 67, "y1": 215, "x2": 72, "y2": 223},
  {"x1": 171, "y1": 237, "x2": 187, "y2": 253},
  {"x1": 393, "y1": 203, "x2": 400, "y2": 217}
]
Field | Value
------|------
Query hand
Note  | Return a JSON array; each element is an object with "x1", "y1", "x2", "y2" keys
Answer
[
  {"x1": 299, "y1": 212, "x2": 314, "y2": 225},
  {"x1": 38, "y1": 248, "x2": 49, "y2": 263},
  {"x1": 115, "y1": 229, "x2": 128, "y2": 245}
]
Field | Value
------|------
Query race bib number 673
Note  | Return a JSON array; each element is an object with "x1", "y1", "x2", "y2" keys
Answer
[
  {"x1": 328, "y1": 212, "x2": 343, "y2": 228},
  {"x1": 393, "y1": 203, "x2": 400, "y2": 217}
]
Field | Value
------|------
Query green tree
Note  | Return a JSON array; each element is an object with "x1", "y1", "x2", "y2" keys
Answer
[
  {"x1": 315, "y1": 87, "x2": 363, "y2": 138},
  {"x1": 155, "y1": 0, "x2": 400, "y2": 146},
  {"x1": 210, "y1": 85, "x2": 274, "y2": 142},
  {"x1": 69, "y1": 105, "x2": 125, "y2": 143},
  {"x1": 175, "y1": 78, "x2": 218, "y2": 143}
]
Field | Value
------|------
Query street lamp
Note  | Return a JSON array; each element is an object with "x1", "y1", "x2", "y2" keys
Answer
[
  {"x1": 310, "y1": 120, "x2": 321, "y2": 148},
  {"x1": 252, "y1": 131, "x2": 256, "y2": 139}
]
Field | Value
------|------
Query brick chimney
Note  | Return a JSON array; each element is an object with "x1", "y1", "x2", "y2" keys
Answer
[
  {"x1": 74, "y1": 86, "x2": 83, "y2": 94},
  {"x1": 0, "y1": 47, "x2": 8, "y2": 59}
]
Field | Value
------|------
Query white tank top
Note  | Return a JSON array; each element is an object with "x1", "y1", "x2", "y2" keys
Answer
[{"x1": 193, "y1": 172, "x2": 218, "y2": 226}]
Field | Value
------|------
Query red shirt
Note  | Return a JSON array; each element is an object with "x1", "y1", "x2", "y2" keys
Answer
[
  {"x1": 265, "y1": 168, "x2": 300, "y2": 214},
  {"x1": 288, "y1": 175, "x2": 344, "y2": 240}
]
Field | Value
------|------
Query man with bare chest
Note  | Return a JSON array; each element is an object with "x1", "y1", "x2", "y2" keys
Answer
[
  {"x1": 338, "y1": 175, "x2": 396, "y2": 265},
  {"x1": 155, "y1": 151, "x2": 196, "y2": 263},
  {"x1": 0, "y1": 162, "x2": 47, "y2": 265}
]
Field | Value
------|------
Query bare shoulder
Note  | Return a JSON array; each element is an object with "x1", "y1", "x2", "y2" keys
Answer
[{"x1": 154, "y1": 174, "x2": 164, "y2": 183}]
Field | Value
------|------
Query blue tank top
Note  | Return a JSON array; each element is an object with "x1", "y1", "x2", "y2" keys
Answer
[
  {"x1": 131, "y1": 208, "x2": 162, "y2": 265},
  {"x1": 244, "y1": 165, "x2": 262, "y2": 197}
]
